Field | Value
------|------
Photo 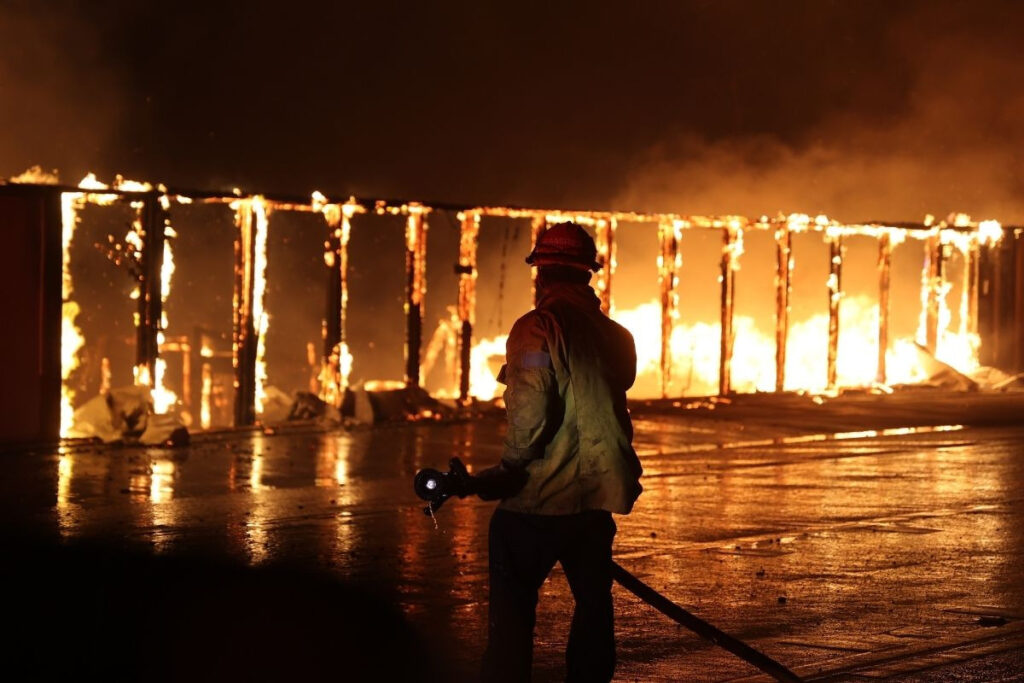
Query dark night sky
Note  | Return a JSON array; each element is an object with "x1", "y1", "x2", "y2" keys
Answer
[{"x1": 2, "y1": 0, "x2": 1024, "y2": 221}]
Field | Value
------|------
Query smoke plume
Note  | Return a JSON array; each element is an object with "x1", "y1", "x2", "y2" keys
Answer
[
  {"x1": 0, "y1": 1, "x2": 122, "y2": 182},
  {"x1": 616, "y1": 4, "x2": 1024, "y2": 225}
]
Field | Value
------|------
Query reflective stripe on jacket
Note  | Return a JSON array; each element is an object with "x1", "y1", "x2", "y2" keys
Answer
[{"x1": 498, "y1": 281, "x2": 643, "y2": 515}]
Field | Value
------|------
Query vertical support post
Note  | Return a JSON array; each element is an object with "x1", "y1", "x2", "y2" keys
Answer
[
  {"x1": 657, "y1": 221, "x2": 680, "y2": 398},
  {"x1": 320, "y1": 202, "x2": 358, "y2": 405},
  {"x1": 966, "y1": 238, "x2": 980, "y2": 338},
  {"x1": 876, "y1": 231, "x2": 892, "y2": 385},
  {"x1": 323, "y1": 210, "x2": 343, "y2": 366},
  {"x1": 404, "y1": 206, "x2": 429, "y2": 389},
  {"x1": 41, "y1": 189, "x2": 63, "y2": 440},
  {"x1": 530, "y1": 215, "x2": 547, "y2": 305},
  {"x1": 135, "y1": 197, "x2": 167, "y2": 387},
  {"x1": 1015, "y1": 235, "x2": 1024, "y2": 371},
  {"x1": 827, "y1": 232, "x2": 843, "y2": 390},
  {"x1": 180, "y1": 341, "x2": 191, "y2": 410},
  {"x1": 923, "y1": 230, "x2": 943, "y2": 354},
  {"x1": 996, "y1": 239, "x2": 1008, "y2": 367},
  {"x1": 963, "y1": 235, "x2": 981, "y2": 368},
  {"x1": 719, "y1": 224, "x2": 740, "y2": 395},
  {"x1": 995, "y1": 237, "x2": 1017, "y2": 368},
  {"x1": 0, "y1": 186, "x2": 63, "y2": 443},
  {"x1": 977, "y1": 240, "x2": 993, "y2": 366},
  {"x1": 190, "y1": 327, "x2": 203, "y2": 427},
  {"x1": 457, "y1": 211, "x2": 480, "y2": 403},
  {"x1": 233, "y1": 200, "x2": 257, "y2": 427},
  {"x1": 594, "y1": 217, "x2": 617, "y2": 315},
  {"x1": 200, "y1": 361, "x2": 213, "y2": 429},
  {"x1": 339, "y1": 205, "x2": 356, "y2": 390},
  {"x1": 774, "y1": 221, "x2": 792, "y2": 392}
]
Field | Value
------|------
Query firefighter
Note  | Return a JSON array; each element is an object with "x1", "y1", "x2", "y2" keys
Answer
[{"x1": 471, "y1": 221, "x2": 643, "y2": 683}]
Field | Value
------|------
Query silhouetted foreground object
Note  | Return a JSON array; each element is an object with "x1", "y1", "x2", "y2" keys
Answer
[{"x1": 1, "y1": 538, "x2": 436, "y2": 682}]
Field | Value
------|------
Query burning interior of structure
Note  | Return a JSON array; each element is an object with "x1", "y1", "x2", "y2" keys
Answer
[{"x1": 2, "y1": 170, "x2": 1023, "y2": 447}]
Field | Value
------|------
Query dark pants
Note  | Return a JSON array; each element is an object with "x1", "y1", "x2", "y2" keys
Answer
[{"x1": 481, "y1": 508, "x2": 616, "y2": 683}]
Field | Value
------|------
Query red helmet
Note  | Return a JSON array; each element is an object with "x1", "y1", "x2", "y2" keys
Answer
[{"x1": 525, "y1": 221, "x2": 602, "y2": 271}]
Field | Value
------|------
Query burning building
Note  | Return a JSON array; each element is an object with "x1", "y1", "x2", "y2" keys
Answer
[{"x1": 2, "y1": 170, "x2": 1023, "y2": 447}]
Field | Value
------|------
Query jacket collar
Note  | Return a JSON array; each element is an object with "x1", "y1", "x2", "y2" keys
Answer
[{"x1": 537, "y1": 282, "x2": 601, "y2": 311}]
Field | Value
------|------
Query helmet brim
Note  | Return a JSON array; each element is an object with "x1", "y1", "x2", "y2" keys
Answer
[{"x1": 525, "y1": 253, "x2": 602, "y2": 271}]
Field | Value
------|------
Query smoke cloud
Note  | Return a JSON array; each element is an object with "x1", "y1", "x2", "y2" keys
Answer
[
  {"x1": 616, "y1": 5, "x2": 1024, "y2": 225},
  {"x1": 0, "y1": 1, "x2": 123, "y2": 182}
]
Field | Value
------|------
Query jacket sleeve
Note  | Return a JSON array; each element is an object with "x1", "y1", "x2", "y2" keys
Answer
[
  {"x1": 617, "y1": 324, "x2": 637, "y2": 391},
  {"x1": 501, "y1": 312, "x2": 558, "y2": 468}
]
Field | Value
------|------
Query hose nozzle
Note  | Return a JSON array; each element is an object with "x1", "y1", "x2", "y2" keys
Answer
[{"x1": 413, "y1": 458, "x2": 471, "y2": 515}]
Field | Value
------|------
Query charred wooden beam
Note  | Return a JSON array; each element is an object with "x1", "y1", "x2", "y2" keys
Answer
[
  {"x1": 233, "y1": 201, "x2": 258, "y2": 427},
  {"x1": 923, "y1": 232, "x2": 943, "y2": 354},
  {"x1": 994, "y1": 237, "x2": 1017, "y2": 368},
  {"x1": 323, "y1": 220, "x2": 343, "y2": 364},
  {"x1": 719, "y1": 224, "x2": 740, "y2": 395},
  {"x1": 457, "y1": 212, "x2": 480, "y2": 403},
  {"x1": 594, "y1": 217, "x2": 617, "y2": 315},
  {"x1": 967, "y1": 240, "x2": 979, "y2": 335},
  {"x1": 827, "y1": 233, "x2": 843, "y2": 390},
  {"x1": 876, "y1": 232, "x2": 892, "y2": 385},
  {"x1": 994, "y1": 240, "x2": 1006, "y2": 367},
  {"x1": 0, "y1": 186, "x2": 64, "y2": 443},
  {"x1": 774, "y1": 224, "x2": 792, "y2": 392},
  {"x1": 978, "y1": 240, "x2": 994, "y2": 367},
  {"x1": 404, "y1": 209, "x2": 429, "y2": 388},
  {"x1": 658, "y1": 221, "x2": 680, "y2": 398},
  {"x1": 41, "y1": 189, "x2": 63, "y2": 439},
  {"x1": 135, "y1": 199, "x2": 168, "y2": 385},
  {"x1": 1016, "y1": 235, "x2": 1024, "y2": 371},
  {"x1": 320, "y1": 205, "x2": 354, "y2": 405},
  {"x1": 180, "y1": 340, "x2": 191, "y2": 410},
  {"x1": 530, "y1": 216, "x2": 547, "y2": 305},
  {"x1": 965, "y1": 237, "x2": 980, "y2": 361}
]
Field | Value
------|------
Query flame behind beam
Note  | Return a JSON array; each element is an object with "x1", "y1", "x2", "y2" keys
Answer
[
  {"x1": 317, "y1": 195, "x2": 362, "y2": 405},
  {"x1": 456, "y1": 211, "x2": 481, "y2": 403},
  {"x1": 58, "y1": 190, "x2": 84, "y2": 437},
  {"x1": 463, "y1": 215, "x2": 1004, "y2": 400},
  {"x1": 252, "y1": 197, "x2": 270, "y2": 413},
  {"x1": 404, "y1": 205, "x2": 429, "y2": 388}
]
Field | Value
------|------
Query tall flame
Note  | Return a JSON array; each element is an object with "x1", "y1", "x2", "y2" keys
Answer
[
  {"x1": 151, "y1": 220, "x2": 178, "y2": 414},
  {"x1": 59, "y1": 190, "x2": 85, "y2": 436},
  {"x1": 59, "y1": 173, "x2": 125, "y2": 435},
  {"x1": 252, "y1": 197, "x2": 270, "y2": 414}
]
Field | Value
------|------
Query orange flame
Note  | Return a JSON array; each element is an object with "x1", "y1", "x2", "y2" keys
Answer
[{"x1": 465, "y1": 217, "x2": 1003, "y2": 400}]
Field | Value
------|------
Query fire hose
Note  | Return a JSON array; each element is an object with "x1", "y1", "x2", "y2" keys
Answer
[{"x1": 414, "y1": 460, "x2": 803, "y2": 683}]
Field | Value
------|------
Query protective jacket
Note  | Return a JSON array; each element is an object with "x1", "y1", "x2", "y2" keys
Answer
[{"x1": 497, "y1": 281, "x2": 642, "y2": 515}]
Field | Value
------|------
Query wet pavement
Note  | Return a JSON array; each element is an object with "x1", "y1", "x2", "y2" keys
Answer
[{"x1": 2, "y1": 392, "x2": 1024, "y2": 681}]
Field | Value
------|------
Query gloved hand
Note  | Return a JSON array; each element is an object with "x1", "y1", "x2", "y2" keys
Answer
[
  {"x1": 441, "y1": 458, "x2": 528, "y2": 500},
  {"x1": 447, "y1": 457, "x2": 476, "y2": 498},
  {"x1": 471, "y1": 461, "x2": 528, "y2": 501},
  {"x1": 414, "y1": 458, "x2": 529, "y2": 516}
]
